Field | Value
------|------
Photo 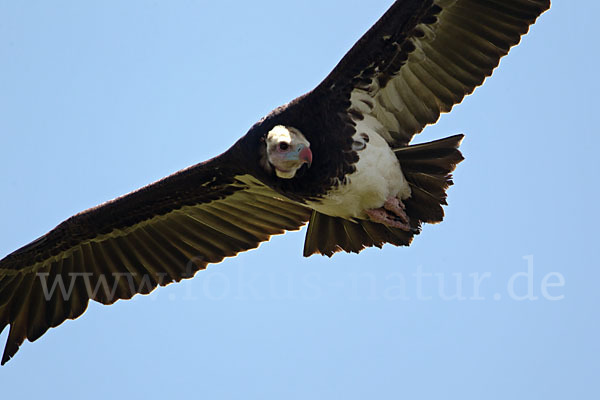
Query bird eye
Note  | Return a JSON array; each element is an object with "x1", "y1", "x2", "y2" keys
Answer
[{"x1": 279, "y1": 142, "x2": 289, "y2": 151}]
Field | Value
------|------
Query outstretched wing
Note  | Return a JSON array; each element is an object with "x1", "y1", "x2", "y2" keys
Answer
[
  {"x1": 0, "y1": 151, "x2": 311, "y2": 364},
  {"x1": 302, "y1": 0, "x2": 549, "y2": 256},
  {"x1": 315, "y1": 0, "x2": 551, "y2": 146}
]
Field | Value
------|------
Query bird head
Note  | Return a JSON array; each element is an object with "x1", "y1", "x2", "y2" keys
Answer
[{"x1": 265, "y1": 125, "x2": 313, "y2": 179}]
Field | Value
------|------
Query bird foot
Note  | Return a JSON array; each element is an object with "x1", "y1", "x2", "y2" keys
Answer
[{"x1": 365, "y1": 197, "x2": 411, "y2": 231}]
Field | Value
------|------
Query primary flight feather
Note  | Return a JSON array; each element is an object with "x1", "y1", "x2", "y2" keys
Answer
[{"x1": 0, "y1": 0, "x2": 550, "y2": 364}]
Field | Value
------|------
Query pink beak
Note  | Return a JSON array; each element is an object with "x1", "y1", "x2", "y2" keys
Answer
[{"x1": 299, "y1": 146, "x2": 313, "y2": 167}]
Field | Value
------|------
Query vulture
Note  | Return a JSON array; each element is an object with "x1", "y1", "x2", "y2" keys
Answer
[{"x1": 0, "y1": 0, "x2": 550, "y2": 365}]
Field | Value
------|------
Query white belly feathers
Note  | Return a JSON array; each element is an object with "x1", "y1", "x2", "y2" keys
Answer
[{"x1": 307, "y1": 114, "x2": 411, "y2": 220}]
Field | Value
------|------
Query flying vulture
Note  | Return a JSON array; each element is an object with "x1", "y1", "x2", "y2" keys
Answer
[{"x1": 0, "y1": 0, "x2": 550, "y2": 364}]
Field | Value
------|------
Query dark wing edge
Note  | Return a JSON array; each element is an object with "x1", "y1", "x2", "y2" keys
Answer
[
  {"x1": 314, "y1": 0, "x2": 551, "y2": 146},
  {"x1": 0, "y1": 160, "x2": 311, "y2": 364},
  {"x1": 304, "y1": 134, "x2": 464, "y2": 257}
]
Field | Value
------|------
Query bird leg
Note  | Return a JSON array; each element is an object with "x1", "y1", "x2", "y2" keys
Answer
[
  {"x1": 384, "y1": 197, "x2": 409, "y2": 224},
  {"x1": 365, "y1": 197, "x2": 411, "y2": 231}
]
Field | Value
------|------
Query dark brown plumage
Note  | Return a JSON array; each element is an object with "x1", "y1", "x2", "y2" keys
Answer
[{"x1": 0, "y1": 0, "x2": 550, "y2": 365}]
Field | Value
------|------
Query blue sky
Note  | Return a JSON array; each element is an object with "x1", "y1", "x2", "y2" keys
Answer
[{"x1": 0, "y1": 1, "x2": 597, "y2": 398}]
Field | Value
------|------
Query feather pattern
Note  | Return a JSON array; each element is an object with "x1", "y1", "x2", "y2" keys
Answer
[
  {"x1": 0, "y1": 169, "x2": 311, "y2": 364},
  {"x1": 315, "y1": 0, "x2": 550, "y2": 146}
]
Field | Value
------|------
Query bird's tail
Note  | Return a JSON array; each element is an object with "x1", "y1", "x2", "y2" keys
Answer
[
  {"x1": 395, "y1": 134, "x2": 465, "y2": 226},
  {"x1": 303, "y1": 134, "x2": 464, "y2": 257}
]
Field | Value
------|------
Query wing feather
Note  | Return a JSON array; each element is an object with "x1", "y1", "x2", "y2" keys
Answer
[
  {"x1": 0, "y1": 158, "x2": 310, "y2": 364},
  {"x1": 315, "y1": 0, "x2": 550, "y2": 146}
]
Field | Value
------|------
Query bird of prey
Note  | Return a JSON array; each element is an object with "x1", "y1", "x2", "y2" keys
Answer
[{"x1": 0, "y1": 0, "x2": 550, "y2": 364}]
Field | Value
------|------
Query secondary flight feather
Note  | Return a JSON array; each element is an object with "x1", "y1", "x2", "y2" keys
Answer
[{"x1": 0, "y1": 0, "x2": 550, "y2": 364}]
